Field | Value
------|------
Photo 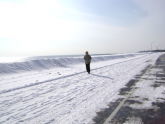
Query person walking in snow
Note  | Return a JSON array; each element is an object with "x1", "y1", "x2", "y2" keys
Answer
[{"x1": 84, "y1": 51, "x2": 92, "y2": 74}]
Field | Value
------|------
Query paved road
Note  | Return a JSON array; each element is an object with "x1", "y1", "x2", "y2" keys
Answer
[{"x1": 94, "y1": 53, "x2": 165, "y2": 124}]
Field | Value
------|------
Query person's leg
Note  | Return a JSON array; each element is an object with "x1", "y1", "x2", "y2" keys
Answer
[
  {"x1": 86, "y1": 64, "x2": 88, "y2": 72},
  {"x1": 86, "y1": 64, "x2": 90, "y2": 74},
  {"x1": 88, "y1": 63, "x2": 90, "y2": 73}
]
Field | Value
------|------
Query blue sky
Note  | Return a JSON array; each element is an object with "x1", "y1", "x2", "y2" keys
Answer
[
  {"x1": 0, "y1": 0, "x2": 165, "y2": 56},
  {"x1": 59, "y1": 0, "x2": 146, "y2": 26}
]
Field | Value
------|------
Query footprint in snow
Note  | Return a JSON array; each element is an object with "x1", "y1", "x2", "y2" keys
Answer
[{"x1": 57, "y1": 72, "x2": 61, "y2": 75}]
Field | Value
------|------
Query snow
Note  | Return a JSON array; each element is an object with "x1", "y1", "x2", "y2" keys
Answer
[
  {"x1": 123, "y1": 117, "x2": 143, "y2": 124},
  {"x1": 0, "y1": 53, "x2": 146, "y2": 93},
  {"x1": 0, "y1": 53, "x2": 163, "y2": 124},
  {"x1": 0, "y1": 53, "x2": 142, "y2": 74}
]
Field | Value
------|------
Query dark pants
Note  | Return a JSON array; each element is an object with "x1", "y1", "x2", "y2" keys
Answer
[{"x1": 86, "y1": 64, "x2": 90, "y2": 73}]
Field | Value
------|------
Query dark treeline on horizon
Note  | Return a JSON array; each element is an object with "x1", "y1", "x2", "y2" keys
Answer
[{"x1": 139, "y1": 50, "x2": 165, "y2": 53}]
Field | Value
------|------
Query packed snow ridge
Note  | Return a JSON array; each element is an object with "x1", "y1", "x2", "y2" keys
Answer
[{"x1": 0, "y1": 53, "x2": 141, "y2": 74}]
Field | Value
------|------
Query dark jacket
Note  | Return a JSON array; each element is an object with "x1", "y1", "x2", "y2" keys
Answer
[{"x1": 84, "y1": 54, "x2": 91, "y2": 64}]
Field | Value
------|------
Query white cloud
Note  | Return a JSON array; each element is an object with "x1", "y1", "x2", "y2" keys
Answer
[{"x1": 0, "y1": 0, "x2": 87, "y2": 55}]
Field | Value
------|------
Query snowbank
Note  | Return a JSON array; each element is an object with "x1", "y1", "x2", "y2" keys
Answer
[{"x1": 0, "y1": 53, "x2": 143, "y2": 74}]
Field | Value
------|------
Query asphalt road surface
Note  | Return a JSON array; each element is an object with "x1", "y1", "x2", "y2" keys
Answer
[{"x1": 94, "y1": 54, "x2": 165, "y2": 124}]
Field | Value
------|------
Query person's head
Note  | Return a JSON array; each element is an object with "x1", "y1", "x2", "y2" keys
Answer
[{"x1": 85, "y1": 51, "x2": 88, "y2": 55}]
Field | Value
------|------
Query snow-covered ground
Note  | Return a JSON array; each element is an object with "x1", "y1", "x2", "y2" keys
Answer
[{"x1": 0, "y1": 53, "x2": 163, "y2": 124}]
